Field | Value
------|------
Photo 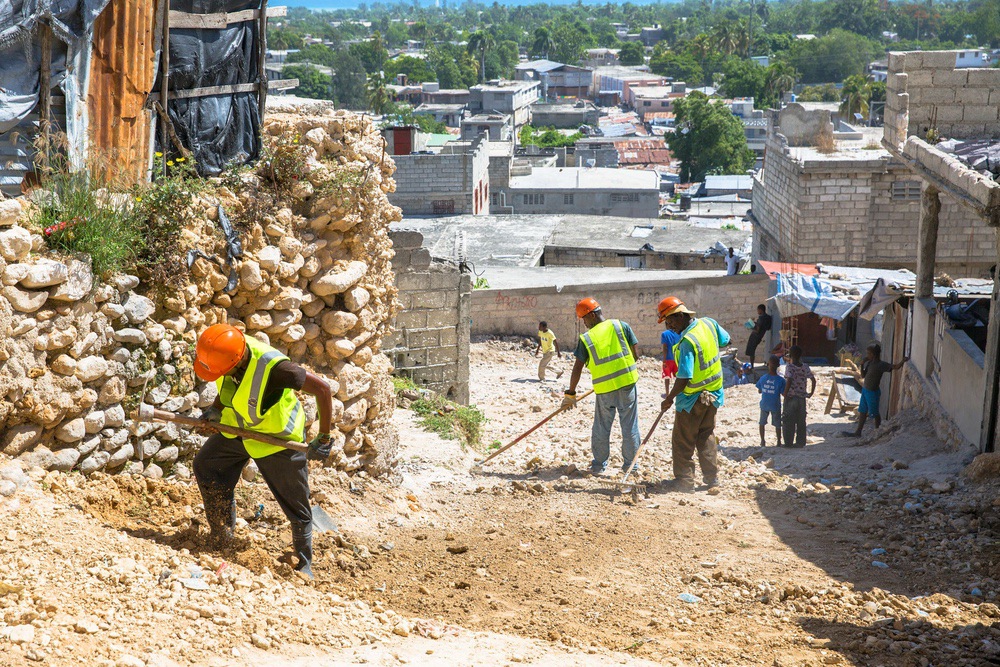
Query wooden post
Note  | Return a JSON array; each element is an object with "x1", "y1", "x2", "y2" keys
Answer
[
  {"x1": 160, "y1": 1, "x2": 170, "y2": 176},
  {"x1": 257, "y1": 0, "x2": 268, "y2": 118},
  {"x1": 38, "y1": 21, "x2": 52, "y2": 169},
  {"x1": 916, "y1": 183, "x2": 941, "y2": 299}
]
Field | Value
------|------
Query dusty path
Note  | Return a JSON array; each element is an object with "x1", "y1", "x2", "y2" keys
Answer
[{"x1": 0, "y1": 341, "x2": 998, "y2": 666}]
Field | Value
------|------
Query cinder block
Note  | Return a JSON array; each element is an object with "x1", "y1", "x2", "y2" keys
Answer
[
  {"x1": 964, "y1": 106, "x2": 999, "y2": 122},
  {"x1": 922, "y1": 51, "x2": 963, "y2": 70},
  {"x1": 931, "y1": 69, "x2": 969, "y2": 87},
  {"x1": 411, "y1": 290, "x2": 447, "y2": 310},
  {"x1": 921, "y1": 88, "x2": 956, "y2": 104},
  {"x1": 956, "y1": 87, "x2": 991, "y2": 105}
]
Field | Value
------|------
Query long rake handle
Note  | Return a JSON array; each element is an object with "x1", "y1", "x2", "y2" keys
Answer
[
  {"x1": 135, "y1": 407, "x2": 309, "y2": 454},
  {"x1": 619, "y1": 409, "x2": 667, "y2": 487},
  {"x1": 479, "y1": 389, "x2": 595, "y2": 466}
]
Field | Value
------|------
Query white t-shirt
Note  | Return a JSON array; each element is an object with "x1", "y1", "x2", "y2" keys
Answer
[{"x1": 725, "y1": 254, "x2": 740, "y2": 276}]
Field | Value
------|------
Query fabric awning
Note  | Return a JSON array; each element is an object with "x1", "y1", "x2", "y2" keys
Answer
[{"x1": 772, "y1": 273, "x2": 859, "y2": 321}]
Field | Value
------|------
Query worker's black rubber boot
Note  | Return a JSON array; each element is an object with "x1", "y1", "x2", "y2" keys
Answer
[{"x1": 292, "y1": 524, "x2": 314, "y2": 579}]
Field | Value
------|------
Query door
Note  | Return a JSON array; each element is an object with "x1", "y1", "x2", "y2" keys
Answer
[{"x1": 393, "y1": 128, "x2": 412, "y2": 156}]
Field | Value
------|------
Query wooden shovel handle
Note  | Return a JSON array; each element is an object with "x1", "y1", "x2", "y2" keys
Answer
[
  {"x1": 137, "y1": 407, "x2": 309, "y2": 454},
  {"x1": 479, "y1": 389, "x2": 595, "y2": 466}
]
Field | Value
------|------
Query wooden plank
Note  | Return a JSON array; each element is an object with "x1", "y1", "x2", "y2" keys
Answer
[
  {"x1": 168, "y1": 6, "x2": 286, "y2": 29},
  {"x1": 151, "y1": 79, "x2": 296, "y2": 101},
  {"x1": 39, "y1": 21, "x2": 52, "y2": 168},
  {"x1": 258, "y1": 0, "x2": 269, "y2": 114},
  {"x1": 160, "y1": 2, "x2": 170, "y2": 174}
]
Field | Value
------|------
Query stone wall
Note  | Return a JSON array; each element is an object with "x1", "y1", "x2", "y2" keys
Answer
[
  {"x1": 472, "y1": 274, "x2": 769, "y2": 356},
  {"x1": 385, "y1": 229, "x2": 471, "y2": 403},
  {"x1": 752, "y1": 131, "x2": 994, "y2": 276},
  {"x1": 388, "y1": 136, "x2": 490, "y2": 216},
  {"x1": 0, "y1": 111, "x2": 402, "y2": 478}
]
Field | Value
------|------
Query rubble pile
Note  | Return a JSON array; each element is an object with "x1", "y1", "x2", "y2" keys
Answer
[{"x1": 0, "y1": 110, "x2": 402, "y2": 479}]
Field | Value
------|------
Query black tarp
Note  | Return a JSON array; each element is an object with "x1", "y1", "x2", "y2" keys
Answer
[{"x1": 163, "y1": 0, "x2": 262, "y2": 175}]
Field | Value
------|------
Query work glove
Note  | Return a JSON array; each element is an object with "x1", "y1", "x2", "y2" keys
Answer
[
  {"x1": 307, "y1": 433, "x2": 333, "y2": 461},
  {"x1": 561, "y1": 391, "x2": 577, "y2": 410}
]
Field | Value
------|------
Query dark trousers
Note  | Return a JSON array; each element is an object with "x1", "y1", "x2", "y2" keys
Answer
[
  {"x1": 671, "y1": 399, "x2": 719, "y2": 484},
  {"x1": 782, "y1": 396, "x2": 808, "y2": 447},
  {"x1": 193, "y1": 433, "x2": 312, "y2": 538}
]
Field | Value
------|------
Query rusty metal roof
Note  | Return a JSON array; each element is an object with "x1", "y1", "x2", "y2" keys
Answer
[{"x1": 614, "y1": 139, "x2": 672, "y2": 166}]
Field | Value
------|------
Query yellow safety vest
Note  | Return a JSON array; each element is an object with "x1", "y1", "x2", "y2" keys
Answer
[
  {"x1": 217, "y1": 336, "x2": 306, "y2": 459},
  {"x1": 672, "y1": 318, "x2": 724, "y2": 395},
  {"x1": 581, "y1": 319, "x2": 639, "y2": 394}
]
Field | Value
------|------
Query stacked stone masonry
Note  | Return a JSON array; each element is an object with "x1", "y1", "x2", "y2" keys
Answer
[
  {"x1": 385, "y1": 229, "x2": 471, "y2": 404},
  {"x1": 0, "y1": 111, "x2": 402, "y2": 478},
  {"x1": 752, "y1": 129, "x2": 994, "y2": 276},
  {"x1": 472, "y1": 274, "x2": 770, "y2": 355}
]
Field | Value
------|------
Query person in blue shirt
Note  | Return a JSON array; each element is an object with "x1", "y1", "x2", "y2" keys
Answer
[
  {"x1": 661, "y1": 323, "x2": 681, "y2": 398},
  {"x1": 755, "y1": 355, "x2": 786, "y2": 447},
  {"x1": 659, "y1": 297, "x2": 731, "y2": 492}
]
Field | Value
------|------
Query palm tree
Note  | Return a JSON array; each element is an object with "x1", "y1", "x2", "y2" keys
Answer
[
  {"x1": 839, "y1": 74, "x2": 871, "y2": 119},
  {"x1": 765, "y1": 62, "x2": 798, "y2": 106},
  {"x1": 736, "y1": 18, "x2": 752, "y2": 58},
  {"x1": 713, "y1": 22, "x2": 738, "y2": 56},
  {"x1": 467, "y1": 30, "x2": 495, "y2": 84},
  {"x1": 367, "y1": 72, "x2": 389, "y2": 115},
  {"x1": 532, "y1": 26, "x2": 555, "y2": 60}
]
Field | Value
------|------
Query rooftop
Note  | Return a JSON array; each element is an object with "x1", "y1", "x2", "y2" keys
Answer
[
  {"x1": 392, "y1": 215, "x2": 566, "y2": 267},
  {"x1": 482, "y1": 266, "x2": 725, "y2": 290},
  {"x1": 509, "y1": 167, "x2": 659, "y2": 191},
  {"x1": 414, "y1": 103, "x2": 467, "y2": 113},
  {"x1": 704, "y1": 175, "x2": 753, "y2": 190},
  {"x1": 631, "y1": 86, "x2": 683, "y2": 99},
  {"x1": 593, "y1": 66, "x2": 662, "y2": 80},
  {"x1": 515, "y1": 59, "x2": 565, "y2": 73},
  {"x1": 471, "y1": 80, "x2": 541, "y2": 93},
  {"x1": 547, "y1": 217, "x2": 751, "y2": 255}
]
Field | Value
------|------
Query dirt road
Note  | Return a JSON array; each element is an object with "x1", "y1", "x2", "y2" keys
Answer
[{"x1": 0, "y1": 341, "x2": 998, "y2": 666}]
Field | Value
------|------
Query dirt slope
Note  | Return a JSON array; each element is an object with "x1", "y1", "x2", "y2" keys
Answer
[{"x1": 0, "y1": 341, "x2": 998, "y2": 666}]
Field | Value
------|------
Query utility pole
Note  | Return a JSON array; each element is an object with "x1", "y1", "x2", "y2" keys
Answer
[{"x1": 748, "y1": 0, "x2": 755, "y2": 58}]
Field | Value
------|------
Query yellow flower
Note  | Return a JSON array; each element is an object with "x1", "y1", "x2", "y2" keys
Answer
[
  {"x1": 167, "y1": 160, "x2": 174, "y2": 167},
  {"x1": 177, "y1": 157, "x2": 186, "y2": 163},
  {"x1": 155, "y1": 152, "x2": 163, "y2": 157},
  {"x1": 135, "y1": 196, "x2": 142, "y2": 202}
]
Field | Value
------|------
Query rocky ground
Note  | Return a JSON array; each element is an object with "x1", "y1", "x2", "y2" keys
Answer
[{"x1": 1, "y1": 340, "x2": 999, "y2": 666}]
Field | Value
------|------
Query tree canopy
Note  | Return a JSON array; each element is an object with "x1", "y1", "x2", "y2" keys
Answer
[{"x1": 668, "y1": 93, "x2": 754, "y2": 183}]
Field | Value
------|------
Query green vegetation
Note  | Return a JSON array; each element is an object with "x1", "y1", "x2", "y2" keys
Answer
[
  {"x1": 618, "y1": 42, "x2": 646, "y2": 66},
  {"x1": 393, "y1": 375, "x2": 487, "y2": 448},
  {"x1": 519, "y1": 125, "x2": 581, "y2": 148},
  {"x1": 668, "y1": 93, "x2": 754, "y2": 183},
  {"x1": 34, "y1": 152, "x2": 204, "y2": 287}
]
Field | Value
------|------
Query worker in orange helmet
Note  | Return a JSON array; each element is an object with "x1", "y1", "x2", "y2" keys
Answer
[
  {"x1": 563, "y1": 297, "x2": 642, "y2": 475},
  {"x1": 658, "y1": 296, "x2": 731, "y2": 492},
  {"x1": 192, "y1": 323, "x2": 335, "y2": 578}
]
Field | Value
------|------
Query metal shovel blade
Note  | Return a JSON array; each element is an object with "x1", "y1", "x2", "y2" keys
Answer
[{"x1": 312, "y1": 505, "x2": 339, "y2": 534}]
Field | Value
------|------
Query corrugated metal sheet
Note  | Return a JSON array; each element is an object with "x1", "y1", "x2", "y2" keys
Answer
[{"x1": 89, "y1": 0, "x2": 159, "y2": 185}]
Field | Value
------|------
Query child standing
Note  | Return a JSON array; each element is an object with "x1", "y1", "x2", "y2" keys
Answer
[
  {"x1": 661, "y1": 322, "x2": 681, "y2": 398},
  {"x1": 756, "y1": 355, "x2": 786, "y2": 447},
  {"x1": 844, "y1": 342, "x2": 908, "y2": 437},
  {"x1": 534, "y1": 321, "x2": 563, "y2": 382},
  {"x1": 782, "y1": 345, "x2": 816, "y2": 448}
]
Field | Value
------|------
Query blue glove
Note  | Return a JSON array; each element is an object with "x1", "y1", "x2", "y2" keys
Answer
[{"x1": 307, "y1": 433, "x2": 333, "y2": 461}]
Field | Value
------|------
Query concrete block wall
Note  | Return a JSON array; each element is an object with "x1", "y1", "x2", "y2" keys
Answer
[
  {"x1": 752, "y1": 133, "x2": 994, "y2": 276},
  {"x1": 542, "y1": 246, "x2": 728, "y2": 271},
  {"x1": 388, "y1": 137, "x2": 490, "y2": 217},
  {"x1": 471, "y1": 274, "x2": 770, "y2": 357},
  {"x1": 509, "y1": 189, "x2": 660, "y2": 218},
  {"x1": 885, "y1": 50, "x2": 1000, "y2": 148},
  {"x1": 386, "y1": 229, "x2": 471, "y2": 403}
]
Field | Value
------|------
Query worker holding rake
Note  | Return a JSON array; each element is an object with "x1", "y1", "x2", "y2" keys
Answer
[
  {"x1": 563, "y1": 297, "x2": 642, "y2": 475},
  {"x1": 191, "y1": 323, "x2": 335, "y2": 578}
]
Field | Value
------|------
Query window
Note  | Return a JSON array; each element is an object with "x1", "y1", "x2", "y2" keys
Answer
[
  {"x1": 891, "y1": 180, "x2": 921, "y2": 200},
  {"x1": 522, "y1": 193, "x2": 545, "y2": 205},
  {"x1": 490, "y1": 193, "x2": 498, "y2": 206},
  {"x1": 610, "y1": 193, "x2": 640, "y2": 203},
  {"x1": 643, "y1": 101, "x2": 652, "y2": 107},
  {"x1": 564, "y1": 194, "x2": 574, "y2": 205}
]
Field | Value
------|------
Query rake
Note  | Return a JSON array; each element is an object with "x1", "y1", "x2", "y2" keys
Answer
[
  {"x1": 597, "y1": 408, "x2": 667, "y2": 503},
  {"x1": 472, "y1": 389, "x2": 595, "y2": 470}
]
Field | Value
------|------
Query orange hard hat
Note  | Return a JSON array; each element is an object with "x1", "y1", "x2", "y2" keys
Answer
[
  {"x1": 576, "y1": 297, "x2": 600, "y2": 318},
  {"x1": 195, "y1": 324, "x2": 246, "y2": 382},
  {"x1": 657, "y1": 296, "x2": 695, "y2": 322}
]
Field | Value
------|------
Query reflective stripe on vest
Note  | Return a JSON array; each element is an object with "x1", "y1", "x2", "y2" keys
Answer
[
  {"x1": 672, "y1": 318, "x2": 724, "y2": 395},
  {"x1": 217, "y1": 336, "x2": 306, "y2": 459},
  {"x1": 581, "y1": 319, "x2": 639, "y2": 394}
]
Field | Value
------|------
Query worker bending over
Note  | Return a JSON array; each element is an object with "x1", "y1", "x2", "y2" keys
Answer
[
  {"x1": 563, "y1": 298, "x2": 642, "y2": 475},
  {"x1": 192, "y1": 323, "x2": 334, "y2": 577}
]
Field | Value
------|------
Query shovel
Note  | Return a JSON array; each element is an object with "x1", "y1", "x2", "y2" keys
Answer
[
  {"x1": 133, "y1": 392, "x2": 338, "y2": 534},
  {"x1": 473, "y1": 389, "x2": 595, "y2": 470}
]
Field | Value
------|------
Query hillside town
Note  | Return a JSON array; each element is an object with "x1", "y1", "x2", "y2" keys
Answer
[{"x1": 0, "y1": 0, "x2": 999, "y2": 666}]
